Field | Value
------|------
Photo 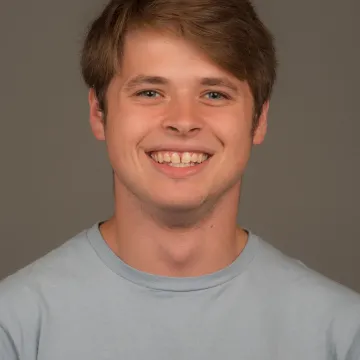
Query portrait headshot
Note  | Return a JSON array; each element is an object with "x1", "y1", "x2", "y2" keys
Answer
[{"x1": 0, "y1": 0, "x2": 359, "y2": 359}]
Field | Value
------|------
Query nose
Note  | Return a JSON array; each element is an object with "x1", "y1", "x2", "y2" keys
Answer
[{"x1": 161, "y1": 98, "x2": 203, "y2": 136}]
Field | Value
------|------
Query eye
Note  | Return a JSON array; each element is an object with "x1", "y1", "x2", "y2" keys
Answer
[
  {"x1": 135, "y1": 90, "x2": 161, "y2": 98},
  {"x1": 203, "y1": 91, "x2": 229, "y2": 100}
]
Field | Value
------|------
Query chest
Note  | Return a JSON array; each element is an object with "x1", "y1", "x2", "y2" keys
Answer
[{"x1": 36, "y1": 292, "x2": 330, "y2": 360}]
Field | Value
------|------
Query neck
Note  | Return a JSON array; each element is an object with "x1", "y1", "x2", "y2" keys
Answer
[{"x1": 100, "y1": 182, "x2": 248, "y2": 277}]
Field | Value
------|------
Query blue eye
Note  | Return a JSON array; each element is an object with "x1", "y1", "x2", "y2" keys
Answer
[
  {"x1": 136, "y1": 90, "x2": 161, "y2": 98},
  {"x1": 204, "y1": 91, "x2": 228, "y2": 100}
]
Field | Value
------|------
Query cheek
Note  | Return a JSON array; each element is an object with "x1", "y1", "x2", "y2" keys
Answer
[
  {"x1": 105, "y1": 106, "x2": 160, "y2": 168},
  {"x1": 227, "y1": 130, "x2": 252, "y2": 167},
  {"x1": 211, "y1": 112, "x2": 253, "y2": 148},
  {"x1": 209, "y1": 112, "x2": 253, "y2": 177},
  {"x1": 104, "y1": 117, "x2": 136, "y2": 169},
  {"x1": 106, "y1": 105, "x2": 150, "y2": 144}
]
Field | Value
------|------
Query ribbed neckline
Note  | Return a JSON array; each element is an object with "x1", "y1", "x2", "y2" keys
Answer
[{"x1": 86, "y1": 222, "x2": 259, "y2": 292}]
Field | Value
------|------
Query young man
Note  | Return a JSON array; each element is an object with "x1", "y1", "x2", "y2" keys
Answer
[{"x1": 1, "y1": 0, "x2": 359, "y2": 359}]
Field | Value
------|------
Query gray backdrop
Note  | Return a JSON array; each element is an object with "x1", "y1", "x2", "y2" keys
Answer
[{"x1": 0, "y1": 0, "x2": 359, "y2": 291}]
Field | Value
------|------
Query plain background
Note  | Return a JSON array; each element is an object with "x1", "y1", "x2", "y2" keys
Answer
[{"x1": 0, "y1": 0, "x2": 359, "y2": 291}]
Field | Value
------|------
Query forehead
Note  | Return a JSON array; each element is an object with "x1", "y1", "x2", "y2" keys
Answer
[
  {"x1": 120, "y1": 28, "x2": 236, "y2": 80},
  {"x1": 110, "y1": 28, "x2": 252, "y2": 99}
]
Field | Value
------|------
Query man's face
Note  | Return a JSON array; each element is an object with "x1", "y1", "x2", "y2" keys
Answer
[{"x1": 89, "y1": 29, "x2": 268, "y2": 213}]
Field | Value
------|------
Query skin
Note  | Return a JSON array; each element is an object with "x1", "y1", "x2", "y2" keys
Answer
[{"x1": 88, "y1": 28, "x2": 269, "y2": 277}]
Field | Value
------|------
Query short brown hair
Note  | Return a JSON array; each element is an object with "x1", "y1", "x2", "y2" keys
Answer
[{"x1": 81, "y1": 0, "x2": 277, "y2": 130}]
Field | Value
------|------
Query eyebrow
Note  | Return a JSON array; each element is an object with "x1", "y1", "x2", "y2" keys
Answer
[
  {"x1": 123, "y1": 75, "x2": 169, "y2": 92},
  {"x1": 123, "y1": 74, "x2": 239, "y2": 93},
  {"x1": 200, "y1": 77, "x2": 239, "y2": 93}
]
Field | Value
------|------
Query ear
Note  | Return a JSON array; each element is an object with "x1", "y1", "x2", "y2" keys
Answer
[
  {"x1": 252, "y1": 101, "x2": 269, "y2": 145},
  {"x1": 89, "y1": 88, "x2": 106, "y2": 141}
]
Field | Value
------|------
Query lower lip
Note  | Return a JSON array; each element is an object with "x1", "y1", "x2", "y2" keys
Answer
[{"x1": 148, "y1": 156, "x2": 210, "y2": 179}]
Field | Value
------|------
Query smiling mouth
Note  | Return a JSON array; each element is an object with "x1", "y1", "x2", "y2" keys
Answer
[{"x1": 147, "y1": 151, "x2": 211, "y2": 167}]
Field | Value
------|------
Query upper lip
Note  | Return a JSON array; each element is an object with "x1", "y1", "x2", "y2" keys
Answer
[{"x1": 145, "y1": 145, "x2": 215, "y2": 155}]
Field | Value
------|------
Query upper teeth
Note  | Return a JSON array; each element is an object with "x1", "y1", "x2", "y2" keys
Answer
[{"x1": 150, "y1": 151, "x2": 209, "y2": 166}]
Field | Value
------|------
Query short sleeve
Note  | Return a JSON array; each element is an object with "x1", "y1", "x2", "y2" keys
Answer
[
  {"x1": 0, "y1": 276, "x2": 41, "y2": 360},
  {"x1": 331, "y1": 301, "x2": 360, "y2": 360},
  {"x1": 345, "y1": 325, "x2": 360, "y2": 360},
  {"x1": 0, "y1": 325, "x2": 18, "y2": 360}
]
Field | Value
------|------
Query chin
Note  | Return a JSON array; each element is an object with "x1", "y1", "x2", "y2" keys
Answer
[
  {"x1": 157, "y1": 197, "x2": 206, "y2": 212},
  {"x1": 148, "y1": 189, "x2": 205, "y2": 208}
]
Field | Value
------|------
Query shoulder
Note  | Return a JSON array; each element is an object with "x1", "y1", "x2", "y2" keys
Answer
[
  {"x1": 0, "y1": 224, "x2": 98, "y2": 321},
  {"x1": 0, "y1": 224, "x2": 102, "y2": 357},
  {"x1": 250, "y1": 232, "x2": 360, "y2": 358},
  {"x1": 1, "y1": 226, "x2": 90, "y2": 290},
  {"x1": 250, "y1": 232, "x2": 360, "y2": 306}
]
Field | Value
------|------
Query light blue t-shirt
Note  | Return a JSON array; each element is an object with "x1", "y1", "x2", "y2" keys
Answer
[{"x1": 0, "y1": 222, "x2": 360, "y2": 359}]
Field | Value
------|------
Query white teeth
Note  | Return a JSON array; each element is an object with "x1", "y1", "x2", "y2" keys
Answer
[
  {"x1": 171, "y1": 153, "x2": 181, "y2": 164},
  {"x1": 191, "y1": 153, "x2": 198, "y2": 163},
  {"x1": 157, "y1": 152, "x2": 164, "y2": 163},
  {"x1": 150, "y1": 151, "x2": 209, "y2": 166},
  {"x1": 181, "y1": 152, "x2": 191, "y2": 164},
  {"x1": 169, "y1": 162, "x2": 197, "y2": 168},
  {"x1": 169, "y1": 162, "x2": 196, "y2": 167}
]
